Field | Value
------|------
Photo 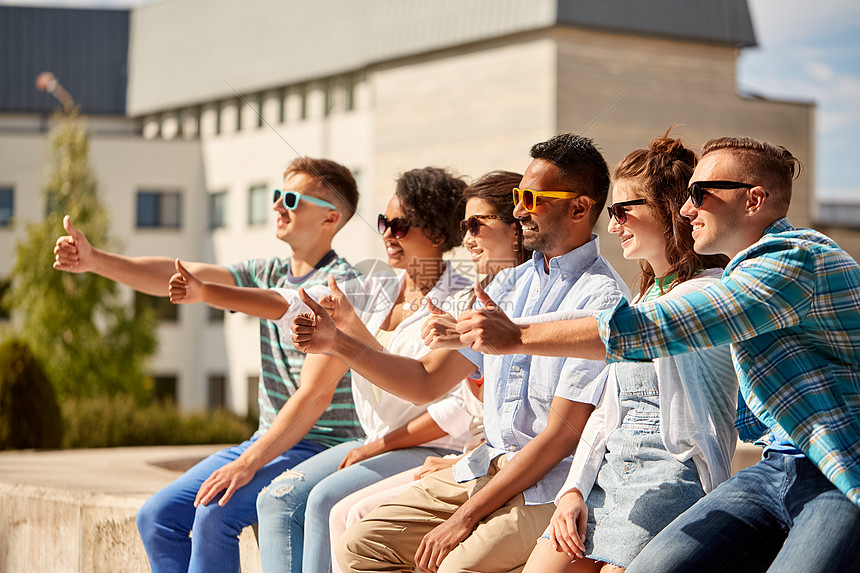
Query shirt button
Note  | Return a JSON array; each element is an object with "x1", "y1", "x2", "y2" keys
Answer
[
  {"x1": 513, "y1": 366, "x2": 521, "y2": 372},
  {"x1": 508, "y1": 445, "x2": 516, "y2": 452}
]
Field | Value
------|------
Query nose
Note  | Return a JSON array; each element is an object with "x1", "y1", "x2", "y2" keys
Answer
[
  {"x1": 512, "y1": 199, "x2": 528, "y2": 220},
  {"x1": 607, "y1": 215, "x2": 622, "y2": 235},
  {"x1": 679, "y1": 197, "x2": 696, "y2": 220}
]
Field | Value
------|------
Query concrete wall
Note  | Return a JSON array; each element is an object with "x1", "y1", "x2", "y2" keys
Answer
[{"x1": 554, "y1": 27, "x2": 814, "y2": 285}]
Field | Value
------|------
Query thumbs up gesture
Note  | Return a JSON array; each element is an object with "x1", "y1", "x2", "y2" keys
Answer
[
  {"x1": 292, "y1": 288, "x2": 338, "y2": 354},
  {"x1": 318, "y1": 274, "x2": 358, "y2": 331},
  {"x1": 168, "y1": 259, "x2": 205, "y2": 304},
  {"x1": 53, "y1": 215, "x2": 94, "y2": 273},
  {"x1": 455, "y1": 281, "x2": 523, "y2": 354},
  {"x1": 420, "y1": 296, "x2": 466, "y2": 350}
]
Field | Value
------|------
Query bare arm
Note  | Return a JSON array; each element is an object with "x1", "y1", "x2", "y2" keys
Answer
[
  {"x1": 456, "y1": 282, "x2": 607, "y2": 360},
  {"x1": 169, "y1": 259, "x2": 288, "y2": 319},
  {"x1": 53, "y1": 215, "x2": 234, "y2": 295},
  {"x1": 339, "y1": 411, "x2": 448, "y2": 470},
  {"x1": 195, "y1": 352, "x2": 347, "y2": 506},
  {"x1": 414, "y1": 397, "x2": 594, "y2": 572},
  {"x1": 292, "y1": 289, "x2": 475, "y2": 404}
]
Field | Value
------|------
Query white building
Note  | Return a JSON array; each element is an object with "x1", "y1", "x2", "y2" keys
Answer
[{"x1": 0, "y1": 0, "x2": 814, "y2": 416}]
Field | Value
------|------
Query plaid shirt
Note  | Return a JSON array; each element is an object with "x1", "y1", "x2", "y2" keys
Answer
[{"x1": 597, "y1": 218, "x2": 860, "y2": 507}]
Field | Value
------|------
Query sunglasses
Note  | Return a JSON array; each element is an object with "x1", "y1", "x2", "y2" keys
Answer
[
  {"x1": 378, "y1": 214, "x2": 411, "y2": 239},
  {"x1": 273, "y1": 189, "x2": 339, "y2": 211},
  {"x1": 606, "y1": 199, "x2": 647, "y2": 224},
  {"x1": 687, "y1": 181, "x2": 758, "y2": 208},
  {"x1": 513, "y1": 187, "x2": 595, "y2": 212},
  {"x1": 460, "y1": 214, "x2": 501, "y2": 238}
]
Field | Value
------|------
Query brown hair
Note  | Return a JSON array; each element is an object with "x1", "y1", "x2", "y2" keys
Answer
[
  {"x1": 463, "y1": 170, "x2": 533, "y2": 265},
  {"x1": 700, "y1": 137, "x2": 801, "y2": 212},
  {"x1": 284, "y1": 157, "x2": 359, "y2": 227},
  {"x1": 615, "y1": 130, "x2": 729, "y2": 296}
]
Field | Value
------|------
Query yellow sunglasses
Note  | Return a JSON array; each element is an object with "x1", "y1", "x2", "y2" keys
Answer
[{"x1": 512, "y1": 188, "x2": 595, "y2": 212}]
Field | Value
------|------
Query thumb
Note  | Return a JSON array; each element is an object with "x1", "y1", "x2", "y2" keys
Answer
[
  {"x1": 327, "y1": 274, "x2": 344, "y2": 297},
  {"x1": 63, "y1": 215, "x2": 82, "y2": 242},
  {"x1": 426, "y1": 296, "x2": 444, "y2": 315},
  {"x1": 175, "y1": 259, "x2": 191, "y2": 279},
  {"x1": 298, "y1": 288, "x2": 326, "y2": 314},
  {"x1": 474, "y1": 281, "x2": 497, "y2": 310}
]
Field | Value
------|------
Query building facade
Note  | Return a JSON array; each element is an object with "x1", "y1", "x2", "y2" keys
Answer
[{"x1": 0, "y1": 0, "x2": 816, "y2": 416}]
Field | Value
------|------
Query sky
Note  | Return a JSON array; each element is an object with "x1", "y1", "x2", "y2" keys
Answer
[{"x1": 3, "y1": 0, "x2": 859, "y2": 201}]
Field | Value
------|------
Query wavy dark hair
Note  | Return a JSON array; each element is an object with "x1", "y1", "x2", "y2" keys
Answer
[
  {"x1": 395, "y1": 167, "x2": 467, "y2": 253},
  {"x1": 614, "y1": 130, "x2": 729, "y2": 296},
  {"x1": 463, "y1": 170, "x2": 532, "y2": 265}
]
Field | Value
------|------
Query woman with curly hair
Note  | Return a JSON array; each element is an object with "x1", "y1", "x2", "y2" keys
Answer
[{"x1": 522, "y1": 133, "x2": 739, "y2": 573}]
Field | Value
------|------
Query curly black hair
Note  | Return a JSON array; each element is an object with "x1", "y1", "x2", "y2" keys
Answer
[{"x1": 395, "y1": 167, "x2": 467, "y2": 252}]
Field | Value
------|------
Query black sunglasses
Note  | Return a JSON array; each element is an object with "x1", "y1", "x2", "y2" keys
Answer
[
  {"x1": 606, "y1": 199, "x2": 647, "y2": 224},
  {"x1": 687, "y1": 180, "x2": 758, "y2": 208},
  {"x1": 378, "y1": 214, "x2": 411, "y2": 239},
  {"x1": 460, "y1": 214, "x2": 501, "y2": 238}
]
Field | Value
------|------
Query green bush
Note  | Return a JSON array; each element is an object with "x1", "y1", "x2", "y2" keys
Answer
[
  {"x1": 0, "y1": 338, "x2": 63, "y2": 449},
  {"x1": 61, "y1": 395, "x2": 256, "y2": 449}
]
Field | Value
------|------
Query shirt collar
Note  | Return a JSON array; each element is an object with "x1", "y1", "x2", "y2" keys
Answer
[
  {"x1": 531, "y1": 233, "x2": 601, "y2": 276},
  {"x1": 763, "y1": 217, "x2": 793, "y2": 236}
]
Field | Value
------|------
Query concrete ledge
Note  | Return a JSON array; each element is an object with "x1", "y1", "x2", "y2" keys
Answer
[
  {"x1": 0, "y1": 441, "x2": 764, "y2": 572},
  {"x1": 0, "y1": 446, "x2": 262, "y2": 573}
]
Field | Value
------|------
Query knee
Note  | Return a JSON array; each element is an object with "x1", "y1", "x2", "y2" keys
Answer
[
  {"x1": 256, "y1": 469, "x2": 307, "y2": 523},
  {"x1": 136, "y1": 493, "x2": 170, "y2": 539},
  {"x1": 335, "y1": 520, "x2": 374, "y2": 569}
]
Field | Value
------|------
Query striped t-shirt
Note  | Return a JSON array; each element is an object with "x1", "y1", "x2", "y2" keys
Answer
[{"x1": 227, "y1": 253, "x2": 363, "y2": 447}]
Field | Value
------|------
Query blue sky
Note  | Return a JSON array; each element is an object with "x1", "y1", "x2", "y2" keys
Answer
[{"x1": 4, "y1": 0, "x2": 859, "y2": 201}]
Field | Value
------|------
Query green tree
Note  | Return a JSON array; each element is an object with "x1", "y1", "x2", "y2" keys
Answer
[
  {"x1": 2, "y1": 107, "x2": 157, "y2": 401},
  {"x1": 0, "y1": 338, "x2": 62, "y2": 449}
]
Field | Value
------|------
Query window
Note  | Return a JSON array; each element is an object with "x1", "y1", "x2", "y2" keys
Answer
[
  {"x1": 135, "y1": 292, "x2": 178, "y2": 322},
  {"x1": 209, "y1": 191, "x2": 227, "y2": 229},
  {"x1": 235, "y1": 97, "x2": 243, "y2": 132},
  {"x1": 208, "y1": 306, "x2": 225, "y2": 322},
  {"x1": 278, "y1": 88, "x2": 286, "y2": 123},
  {"x1": 151, "y1": 375, "x2": 177, "y2": 403},
  {"x1": 0, "y1": 277, "x2": 10, "y2": 321},
  {"x1": 137, "y1": 190, "x2": 182, "y2": 229},
  {"x1": 208, "y1": 374, "x2": 227, "y2": 410},
  {"x1": 248, "y1": 184, "x2": 269, "y2": 226},
  {"x1": 256, "y1": 93, "x2": 264, "y2": 128},
  {"x1": 0, "y1": 187, "x2": 12, "y2": 227},
  {"x1": 247, "y1": 375, "x2": 260, "y2": 420},
  {"x1": 215, "y1": 101, "x2": 222, "y2": 135}
]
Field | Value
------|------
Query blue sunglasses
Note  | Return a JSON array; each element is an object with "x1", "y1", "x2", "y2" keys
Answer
[{"x1": 273, "y1": 189, "x2": 339, "y2": 212}]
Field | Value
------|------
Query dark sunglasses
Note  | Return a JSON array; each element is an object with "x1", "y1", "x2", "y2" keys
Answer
[
  {"x1": 273, "y1": 189, "x2": 339, "y2": 211},
  {"x1": 687, "y1": 181, "x2": 759, "y2": 208},
  {"x1": 606, "y1": 199, "x2": 647, "y2": 224},
  {"x1": 460, "y1": 214, "x2": 501, "y2": 238},
  {"x1": 378, "y1": 214, "x2": 411, "y2": 239},
  {"x1": 512, "y1": 187, "x2": 593, "y2": 212}
]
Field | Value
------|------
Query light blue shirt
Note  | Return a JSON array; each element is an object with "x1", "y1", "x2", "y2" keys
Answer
[{"x1": 453, "y1": 236, "x2": 629, "y2": 505}]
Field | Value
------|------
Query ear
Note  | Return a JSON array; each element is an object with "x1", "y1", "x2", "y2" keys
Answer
[
  {"x1": 568, "y1": 195, "x2": 594, "y2": 223},
  {"x1": 323, "y1": 209, "x2": 342, "y2": 228},
  {"x1": 746, "y1": 186, "x2": 769, "y2": 214}
]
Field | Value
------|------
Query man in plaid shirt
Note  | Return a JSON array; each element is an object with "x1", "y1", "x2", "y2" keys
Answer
[{"x1": 456, "y1": 136, "x2": 860, "y2": 572}]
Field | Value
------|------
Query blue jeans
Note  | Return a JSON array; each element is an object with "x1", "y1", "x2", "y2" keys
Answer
[
  {"x1": 627, "y1": 452, "x2": 860, "y2": 573},
  {"x1": 256, "y1": 440, "x2": 457, "y2": 573},
  {"x1": 135, "y1": 437, "x2": 326, "y2": 573}
]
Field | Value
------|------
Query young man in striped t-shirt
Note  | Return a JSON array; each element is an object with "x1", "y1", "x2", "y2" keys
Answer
[{"x1": 53, "y1": 157, "x2": 363, "y2": 573}]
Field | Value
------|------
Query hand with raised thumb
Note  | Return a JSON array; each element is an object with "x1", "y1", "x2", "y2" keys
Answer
[
  {"x1": 292, "y1": 288, "x2": 338, "y2": 354},
  {"x1": 420, "y1": 296, "x2": 465, "y2": 349},
  {"x1": 456, "y1": 283, "x2": 522, "y2": 354},
  {"x1": 169, "y1": 259, "x2": 205, "y2": 304},
  {"x1": 318, "y1": 274, "x2": 357, "y2": 331},
  {"x1": 53, "y1": 215, "x2": 94, "y2": 273}
]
